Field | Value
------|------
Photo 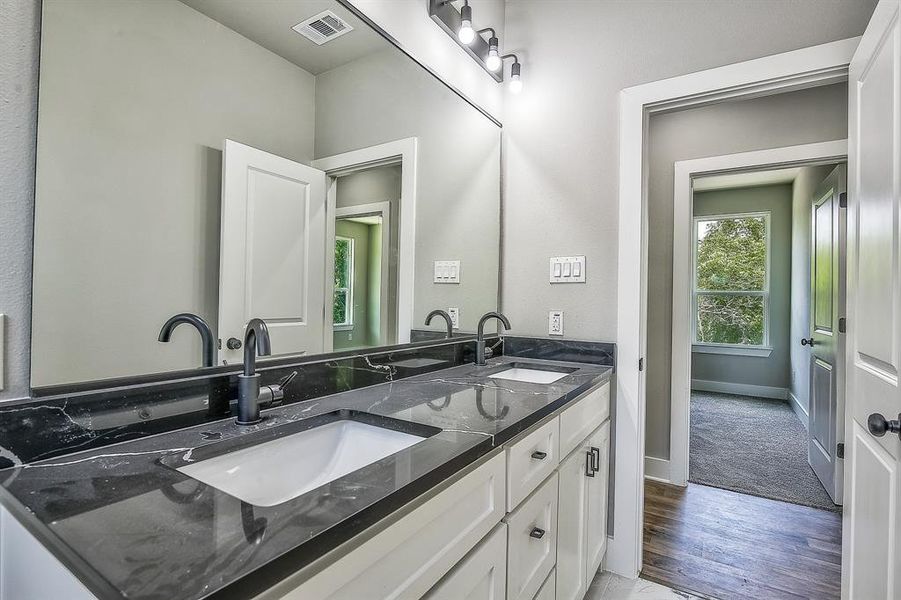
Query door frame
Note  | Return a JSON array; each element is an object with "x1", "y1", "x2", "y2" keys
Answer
[
  {"x1": 334, "y1": 201, "x2": 393, "y2": 347},
  {"x1": 611, "y1": 37, "x2": 858, "y2": 577},
  {"x1": 668, "y1": 141, "x2": 848, "y2": 488},
  {"x1": 312, "y1": 138, "x2": 418, "y2": 351}
]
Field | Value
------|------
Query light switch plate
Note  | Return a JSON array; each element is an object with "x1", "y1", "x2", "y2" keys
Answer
[
  {"x1": 433, "y1": 260, "x2": 461, "y2": 284},
  {"x1": 549, "y1": 256, "x2": 586, "y2": 283},
  {"x1": 549, "y1": 310, "x2": 564, "y2": 336},
  {"x1": 448, "y1": 307, "x2": 460, "y2": 329}
]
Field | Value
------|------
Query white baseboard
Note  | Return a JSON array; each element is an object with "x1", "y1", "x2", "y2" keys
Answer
[
  {"x1": 644, "y1": 456, "x2": 671, "y2": 483},
  {"x1": 691, "y1": 379, "x2": 788, "y2": 400},
  {"x1": 788, "y1": 391, "x2": 809, "y2": 430}
]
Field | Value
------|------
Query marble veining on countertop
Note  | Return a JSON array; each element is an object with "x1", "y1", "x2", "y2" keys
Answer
[{"x1": 0, "y1": 356, "x2": 611, "y2": 600}]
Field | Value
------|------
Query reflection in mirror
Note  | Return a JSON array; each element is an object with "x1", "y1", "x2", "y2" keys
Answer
[{"x1": 31, "y1": 0, "x2": 501, "y2": 388}]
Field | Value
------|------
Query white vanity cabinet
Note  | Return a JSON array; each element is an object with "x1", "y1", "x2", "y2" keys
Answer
[
  {"x1": 423, "y1": 522, "x2": 508, "y2": 600},
  {"x1": 556, "y1": 420, "x2": 610, "y2": 600}
]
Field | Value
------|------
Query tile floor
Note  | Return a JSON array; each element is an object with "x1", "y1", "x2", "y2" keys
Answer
[{"x1": 587, "y1": 571, "x2": 709, "y2": 600}]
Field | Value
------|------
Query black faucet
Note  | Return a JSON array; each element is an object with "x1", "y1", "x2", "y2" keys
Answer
[
  {"x1": 158, "y1": 313, "x2": 216, "y2": 367},
  {"x1": 236, "y1": 318, "x2": 297, "y2": 425},
  {"x1": 475, "y1": 312, "x2": 511, "y2": 366},
  {"x1": 425, "y1": 309, "x2": 454, "y2": 338}
]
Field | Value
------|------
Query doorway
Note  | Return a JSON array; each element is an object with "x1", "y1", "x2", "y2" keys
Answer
[
  {"x1": 642, "y1": 146, "x2": 848, "y2": 598},
  {"x1": 333, "y1": 200, "x2": 392, "y2": 350}
]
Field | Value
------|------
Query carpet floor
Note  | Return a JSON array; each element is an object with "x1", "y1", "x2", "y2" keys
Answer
[{"x1": 689, "y1": 391, "x2": 840, "y2": 512}]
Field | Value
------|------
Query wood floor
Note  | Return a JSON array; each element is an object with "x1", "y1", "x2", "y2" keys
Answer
[{"x1": 642, "y1": 480, "x2": 843, "y2": 600}]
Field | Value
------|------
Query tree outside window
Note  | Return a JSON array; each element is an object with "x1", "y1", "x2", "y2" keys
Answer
[
  {"x1": 694, "y1": 213, "x2": 769, "y2": 346},
  {"x1": 334, "y1": 237, "x2": 354, "y2": 328}
]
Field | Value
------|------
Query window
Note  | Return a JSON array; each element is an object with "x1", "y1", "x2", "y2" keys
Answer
[
  {"x1": 334, "y1": 236, "x2": 354, "y2": 329},
  {"x1": 693, "y1": 212, "x2": 770, "y2": 350}
]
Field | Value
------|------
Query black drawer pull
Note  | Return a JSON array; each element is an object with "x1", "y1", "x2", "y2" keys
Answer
[
  {"x1": 585, "y1": 451, "x2": 595, "y2": 477},
  {"x1": 531, "y1": 450, "x2": 547, "y2": 460},
  {"x1": 529, "y1": 527, "x2": 546, "y2": 539},
  {"x1": 590, "y1": 447, "x2": 600, "y2": 472}
]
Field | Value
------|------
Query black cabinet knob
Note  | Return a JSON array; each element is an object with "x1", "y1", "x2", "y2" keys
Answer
[
  {"x1": 590, "y1": 447, "x2": 600, "y2": 472},
  {"x1": 585, "y1": 451, "x2": 595, "y2": 477},
  {"x1": 801, "y1": 337, "x2": 814, "y2": 347},
  {"x1": 226, "y1": 337, "x2": 242, "y2": 350},
  {"x1": 868, "y1": 413, "x2": 901, "y2": 439},
  {"x1": 531, "y1": 451, "x2": 547, "y2": 460},
  {"x1": 529, "y1": 527, "x2": 546, "y2": 539}
]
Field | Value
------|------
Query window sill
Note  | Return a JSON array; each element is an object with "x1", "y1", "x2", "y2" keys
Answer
[
  {"x1": 333, "y1": 324, "x2": 354, "y2": 332},
  {"x1": 692, "y1": 344, "x2": 773, "y2": 357}
]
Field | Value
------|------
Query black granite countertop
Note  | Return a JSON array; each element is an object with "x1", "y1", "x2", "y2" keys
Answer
[{"x1": 0, "y1": 356, "x2": 611, "y2": 600}]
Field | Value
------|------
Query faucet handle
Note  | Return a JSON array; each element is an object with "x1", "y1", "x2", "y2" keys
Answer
[{"x1": 278, "y1": 371, "x2": 298, "y2": 390}]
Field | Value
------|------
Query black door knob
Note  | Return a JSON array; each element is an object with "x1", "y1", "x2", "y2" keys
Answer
[
  {"x1": 226, "y1": 337, "x2": 242, "y2": 350},
  {"x1": 801, "y1": 338, "x2": 814, "y2": 346},
  {"x1": 867, "y1": 413, "x2": 901, "y2": 439}
]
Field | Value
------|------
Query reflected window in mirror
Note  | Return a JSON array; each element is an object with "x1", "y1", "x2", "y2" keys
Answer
[{"x1": 333, "y1": 236, "x2": 355, "y2": 331}]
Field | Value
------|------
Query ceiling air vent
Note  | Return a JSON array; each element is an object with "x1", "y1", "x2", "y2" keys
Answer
[{"x1": 292, "y1": 10, "x2": 354, "y2": 45}]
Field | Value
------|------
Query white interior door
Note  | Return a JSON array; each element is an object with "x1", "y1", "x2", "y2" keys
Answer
[
  {"x1": 218, "y1": 140, "x2": 327, "y2": 364},
  {"x1": 807, "y1": 165, "x2": 847, "y2": 505},
  {"x1": 842, "y1": 1, "x2": 901, "y2": 598}
]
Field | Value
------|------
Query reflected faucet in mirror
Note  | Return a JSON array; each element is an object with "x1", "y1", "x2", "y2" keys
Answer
[
  {"x1": 424, "y1": 309, "x2": 454, "y2": 339},
  {"x1": 236, "y1": 318, "x2": 298, "y2": 426},
  {"x1": 475, "y1": 312, "x2": 511, "y2": 366},
  {"x1": 158, "y1": 313, "x2": 216, "y2": 368}
]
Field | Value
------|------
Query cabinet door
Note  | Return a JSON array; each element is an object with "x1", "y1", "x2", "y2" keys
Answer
[
  {"x1": 424, "y1": 522, "x2": 507, "y2": 600},
  {"x1": 555, "y1": 444, "x2": 591, "y2": 600},
  {"x1": 505, "y1": 472, "x2": 559, "y2": 600},
  {"x1": 585, "y1": 421, "x2": 610, "y2": 584}
]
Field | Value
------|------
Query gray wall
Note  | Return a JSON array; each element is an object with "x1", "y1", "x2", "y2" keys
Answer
[
  {"x1": 30, "y1": 0, "x2": 316, "y2": 386},
  {"x1": 501, "y1": 0, "x2": 875, "y2": 342},
  {"x1": 315, "y1": 49, "x2": 501, "y2": 334},
  {"x1": 691, "y1": 184, "x2": 793, "y2": 390},
  {"x1": 0, "y1": 0, "x2": 39, "y2": 401},
  {"x1": 790, "y1": 164, "x2": 839, "y2": 415},
  {"x1": 644, "y1": 84, "x2": 849, "y2": 460}
]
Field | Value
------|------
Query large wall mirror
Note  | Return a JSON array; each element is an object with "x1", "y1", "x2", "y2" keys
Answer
[{"x1": 31, "y1": 0, "x2": 501, "y2": 388}]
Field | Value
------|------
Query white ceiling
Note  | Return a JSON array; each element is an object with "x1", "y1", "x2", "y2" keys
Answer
[
  {"x1": 692, "y1": 167, "x2": 802, "y2": 192},
  {"x1": 179, "y1": 0, "x2": 388, "y2": 75}
]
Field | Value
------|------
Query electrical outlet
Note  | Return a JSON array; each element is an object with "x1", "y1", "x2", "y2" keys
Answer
[
  {"x1": 448, "y1": 307, "x2": 460, "y2": 329},
  {"x1": 549, "y1": 310, "x2": 564, "y2": 336}
]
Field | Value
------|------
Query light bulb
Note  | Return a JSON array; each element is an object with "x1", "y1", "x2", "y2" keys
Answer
[
  {"x1": 509, "y1": 61, "x2": 522, "y2": 93},
  {"x1": 458, "y1": 21, "x2": 475, "y2": 44},
  {"x1": 458, "y1": 5, "x2": 475, "y2": 45},
  {"x1": 486, "y1": 37, "x2": 501, "y2": 71}
]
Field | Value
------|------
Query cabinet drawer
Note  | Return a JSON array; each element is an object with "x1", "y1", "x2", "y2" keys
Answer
[
  {"x1": 559, "y1": 382, "x2": 609, "y2": 458},
  {"x1": 270, "y1": 452, "x2": 506, "y2": 600},
  {"x1": 424, "y1": 522, "x2": 507, "y2": 600},
  {"x1": 506, "y1": 417, "x2": 559, "y2": 510},
  {"x1": 533, "y1": 567, "x2": 555, "y2": 600},
  {"x1": 505, "y1": 472, "x2": 559, "y2": 600}
]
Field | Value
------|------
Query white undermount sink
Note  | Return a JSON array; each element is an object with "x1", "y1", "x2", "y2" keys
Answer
[
  {"x1": 488, "y1": 367, "x2": 570, "y2": 384},
  {"x1": 178, "y1": 418, "x2": 426, "y2": 507}
]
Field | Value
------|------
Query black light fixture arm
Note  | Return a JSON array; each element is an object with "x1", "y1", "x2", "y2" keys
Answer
[
  {"x1": 501, "y1": 53, "x2": 520, "y2": 65},
  {"x1": 477, "y1": 27, "x2": 496, "y2": 37}
]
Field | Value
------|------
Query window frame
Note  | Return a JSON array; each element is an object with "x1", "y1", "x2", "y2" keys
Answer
[
  {"x1": 691, "y1": 210, "x2": 772, "y2": 355},
  {"x1": 333, "y1": 235, "x2": 355, "y2": 331}
]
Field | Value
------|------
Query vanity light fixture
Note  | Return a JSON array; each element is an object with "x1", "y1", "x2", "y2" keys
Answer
[
  {"x1": 428, "y1": 0, "x2": 503, "y2": 82},
  {"x1": 503, "y1": 54, "x2": 523, "y2": 94}
]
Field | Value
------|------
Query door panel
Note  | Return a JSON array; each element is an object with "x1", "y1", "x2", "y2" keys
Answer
[
  {"x1": 808, "y1": 164, "x2": 845, "y2": 504},
  {"x1": 843, "y1": 1, "x2": 901, "y2": 597},
  {"x1": 218, "y1": 140, "x2": 326, "y2": 364},
  {"x1": 585, "y1": 422, "x2": 610, "y2": 582}
]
